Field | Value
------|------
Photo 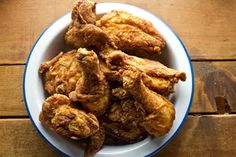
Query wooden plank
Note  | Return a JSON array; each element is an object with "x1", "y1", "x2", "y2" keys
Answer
[
  {"x1": 0, "y1": 65, "x2": 26, "y2": 116},
  {"x1": 0, "y1": 119, "x2": 60, "y2": 157},
  {"x1": 155, "y1": 115, "x2": 236, "y2": 157},
  {"x1": 0, "y1": 61, "x2": 235, "y2": 116},
  {"x1": 0, "y1": 115, "x2": 235, "y2": 157},
  {"x1": 191, "y1": 61, "x2": 236, "y2": 113},
  {"x1": 0, "y1": 0, "x2": 236, "y2": 64}
]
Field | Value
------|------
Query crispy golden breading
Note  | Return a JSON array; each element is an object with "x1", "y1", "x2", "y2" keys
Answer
[
  {"x1": 103, "y1": 99, "x2": 147, "y2": 143},
  {"x1": 69, "y1": 48, "x2": 109, "y2": 115},
  {"x1": 100, "y1": 48, "x2": 186, "y2": 95},
  {"x1": 96, "y1": 10, "x2": 165, "y2": 55},
  {"x1": 39, "y1": 0, "x2": 187, "y2": 154},
  {"x1": 39, "y1": 50, "x2": 82, "y2": 95},
  {"x1": 85, "y1": 127, "x2": 105, "y2": 157},
  {"x1": 39, "y1": 94, "x2": 99, "y2": 139},
  {"x1": 65, "y1": 0, "x2": 114, "y2": 49},
  {"x1": 122, "y1": 70, "x2": 175, "y2": 136}
]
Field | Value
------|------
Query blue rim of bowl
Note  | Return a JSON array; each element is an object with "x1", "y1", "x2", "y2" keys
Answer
[{"x1": 23, "y1": 3, "x2": 194, "y2": 157}]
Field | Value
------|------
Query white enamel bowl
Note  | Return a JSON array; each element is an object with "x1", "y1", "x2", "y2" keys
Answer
[{"x1": 23, "y1": 3, "x2": 194, "y2": 157}]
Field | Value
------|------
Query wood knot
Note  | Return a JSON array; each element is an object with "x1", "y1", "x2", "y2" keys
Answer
[{"x1": 215, "y1": 96, "x2": 231, "y2": 114}]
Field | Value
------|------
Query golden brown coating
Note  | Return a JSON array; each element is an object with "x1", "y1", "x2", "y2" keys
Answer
[
  {"x1": 71, "y1": 0, "x2": 96, "y2": 24},
  {"x1": 111, "y1": 87, "x2": 131, "y2": 99},
  {"x1": 39, "y1": 94, "x2": 99, "y2": 140},
  {"x1": 65, "y1": 0, "x2": 113, "y2": 49},
  {"x1": 122, "y1": 70, "x2": 175, "y2": 136},
  {"x1": 103, "y1": 98, "x2": 147, "y2": 143},
  {"x1": 100, "y1": 48, "x2": 186, "y2": 95},
  {"x1": 85, "y1": 127, "x2": 105, "y2": 157},
  {"x1": 96, "y1": 10, "x2": 165, "y2": 55},
  {"x1": 39, "y1": 50, "x2": 82, "y2": 95},
  {"x1": 69, "y1": 48, "x2": 109, "y2": 115}
]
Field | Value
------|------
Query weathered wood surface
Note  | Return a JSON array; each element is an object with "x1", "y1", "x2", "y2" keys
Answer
[
  {"x1": 0, "y1": 0, "x2": 236, "y2": 64},
  {"x1": 0, "y1": 61, "x2": 235, "y2": 116},
  {"x1": 0, "y1": 115, "x2": 235, "y2": 157}
]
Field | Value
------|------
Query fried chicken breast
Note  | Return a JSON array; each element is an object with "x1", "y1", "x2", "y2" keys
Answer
[{"x1": 96, "y1": 10, "x2": 165, "y2": 56}]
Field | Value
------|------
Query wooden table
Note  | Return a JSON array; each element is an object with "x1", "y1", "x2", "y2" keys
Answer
[{"x1": 0, "y1": 0, "x2": 235, "y2": 156}]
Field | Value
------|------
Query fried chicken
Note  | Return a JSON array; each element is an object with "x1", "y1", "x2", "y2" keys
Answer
[
  {"x1": 69, "y1": 48, "x2": 109, "y2": 115},
  {"x1": 100, "y1": 48, "x2": 186, "y2": 95},
  {"x1": 39, "y1": 50, "x2": 82, "y2": 95},
  {"x1": 85, "y1": 126, "x2": 105, "y2": 157},
  {"x1": 96, "y1": 10, "x2": 165, "y2": 56},
  {"x1": 39, "y1": 94, "x2": 99, "y2": 139},
  {"x1": 103, "y1": 98, "x2": 147, "y2": 143},
  {"x1": 122, "y1": 70, "x2": 175, "y2": 136},
  {"x1": 65, "y1": 0, "x2": 113, "y2": 49}
]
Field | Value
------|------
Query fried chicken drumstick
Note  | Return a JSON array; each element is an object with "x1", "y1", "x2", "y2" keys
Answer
[
  {"x1": 122, "y1": 70, "x2": 175, "y2": 136},
  {"x1": 69, "y1": 48, "x2": 109, "y2": 115}
]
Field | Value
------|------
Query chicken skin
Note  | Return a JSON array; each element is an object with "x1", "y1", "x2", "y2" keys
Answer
[
  {"x1": 96, "y1": 11, "x2": 165, "y2": 56},
  {"x1": 103, "y1": 98, "x2": 147, "y2": 143},
  {"x1": 122, "y1": 70, "x2": 175, "y2": 136},
  {"x1": 69, "y1": 48, "x2": 109, "y2": 115},
  {"x1": 39, "y1": 94, "x2": 99, "y2": 140},
  {"x1": 100, "y1": 48, "x2": 186, "y2": 95},
  {"x1": 39, "y1": 50, "x2": 82, "y2": 95},
  {"x1": 65, "y1": 0, "x2": 113, "y2": 49},
  {"x1": 85, "y1": 127, "x2": 105, "y2": 157}
]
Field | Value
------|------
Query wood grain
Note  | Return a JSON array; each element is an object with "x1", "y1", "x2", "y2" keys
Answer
[
  {"x1": 0, "y1": 115, "x2": 235, "y2": 157},
  {"x1": 0, "y1": 0, "x2": 236, "y2": 64},
  {"x1": 0, "y1": 62, "x2": 235, "y2": 116},
  {"x1": 0, "y1": 65, "x2": 26, "y2": 116}
]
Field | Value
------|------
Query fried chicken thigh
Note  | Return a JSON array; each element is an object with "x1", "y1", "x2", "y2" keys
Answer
[
  {"x1": 69, "y1": 48, "x2": 109, "y2": 115},
  {"x1": 39, "y1": 94, "x2": 99, "y2": 139},
  {"x1": 100, "y1": 48, "x2": 186, "y2": 95},
  {"x1": 96, "y1": 11, "x2": 165, "y2": 55},
  {"x1": 65, "y1": 0, "x2": 113, "y2": 49},
  {"x1": 39, "y1": 50, "x2": 82, "y2": 95},
  {"x1": 122, "y1": 70, "x2": 175, "y2": 136}
]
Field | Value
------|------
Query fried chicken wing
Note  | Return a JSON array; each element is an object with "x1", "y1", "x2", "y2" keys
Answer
[
  {"x1": 100, "y1": 48, "x2": 186, "y2": 95},
  {"x1": 65, "y1": 0, "x2": 114, "y2": 49},
  {"x1": 69, "y1": 48, "x2": 109, "y2": 115},
  {"x1": 39, "y1": 50, "x2": 82, "y2": 95},
  {"x1": 39, "y1": 94, "x2": 99, "y2": 140},
  {"x1": 122, "y1": 70, "x2": 175, "y2": 136},
  {"x1": 96, "y1": 11, "x2": 165, "y2": 56}
]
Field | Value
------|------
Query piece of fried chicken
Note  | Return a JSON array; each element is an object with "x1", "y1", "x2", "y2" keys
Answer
[
  {"x1": 39, "y1": 94, "x2": 99, "y2": 139},
  {"x1": 85, "y1": 126, "x2": 105, "y2": 157},
  {"x1": 69, "y1": 48, "x2": 109, "y2": 115},
  {"x1": 122, "y1": 70, "x2": 175, "y2": 136},
  {"x1": 65, "y1": 0, "x2": 113, "y2": 49},
  {"x1": 100, "y1": 48, "x2": 186, "y2": 95},
  {"x1": 103, "y1": 98, "x2": 147, "y2": 143},
  {"x1": 96, "y1": 10, "x2": 165, "y2": 56},
  {"x1": 39, "y1": 50, "x2": 82, "y2": 95}
]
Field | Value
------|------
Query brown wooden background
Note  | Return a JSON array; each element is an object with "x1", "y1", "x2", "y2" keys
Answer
[{"x1": 0, "y1": 0, "x2": 235, "y2": 156}]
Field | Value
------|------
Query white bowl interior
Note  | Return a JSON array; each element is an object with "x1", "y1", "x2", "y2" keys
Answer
[{"x1": 24, "y1": 3, "x2": 194, "y2": 157}]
